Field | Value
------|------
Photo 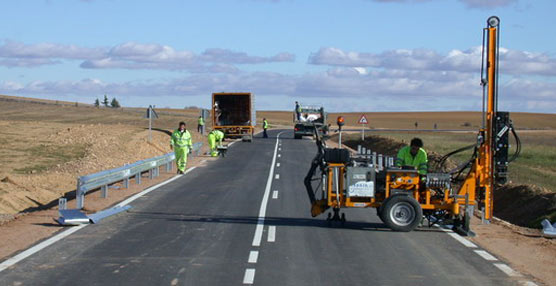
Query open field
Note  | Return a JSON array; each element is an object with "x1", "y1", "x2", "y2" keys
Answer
[
  {"x1": 259, "y1": 110, "x2": 556, "y2": 130},
  {"x1": 0, "y1": 95, "x2": 207, "y2": 214}
]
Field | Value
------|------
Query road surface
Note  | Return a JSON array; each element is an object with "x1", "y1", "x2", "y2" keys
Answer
[{"x1": 0, "y1": 130, "x2": 523, "y2": 285}]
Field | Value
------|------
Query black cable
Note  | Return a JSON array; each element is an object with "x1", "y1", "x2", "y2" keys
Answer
[{"x1": 508, "y1": 123, "x2": 521, "y2": 162}]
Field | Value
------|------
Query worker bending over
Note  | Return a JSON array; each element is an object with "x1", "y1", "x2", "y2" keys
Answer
[
  {"x1": 171, "y1": 122, "x2": 193, "y2": 174},
  {"x1": 208, "y1": 129, "x2": 225, "y2": 157},
  {"x1": 395, "y1": 138, "x2": 428, "y2": 175}
]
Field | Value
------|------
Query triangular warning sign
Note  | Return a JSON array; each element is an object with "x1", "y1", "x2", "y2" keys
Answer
[{"x1": 358, "y1": 114, "x2": 368, "y2": 124}]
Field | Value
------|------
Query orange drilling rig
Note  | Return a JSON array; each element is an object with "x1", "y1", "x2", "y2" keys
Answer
[{"x1": 304, "y1": 16, "x2": 521, "y2": 235}]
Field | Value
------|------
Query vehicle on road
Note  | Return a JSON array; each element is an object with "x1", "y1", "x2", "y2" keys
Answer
[
  {"x1": 294, "y1": 104, "x2": 327, "y2": 139},
  {"x1": 212, "y1": 92, "x2": 256, "y2": 142}
]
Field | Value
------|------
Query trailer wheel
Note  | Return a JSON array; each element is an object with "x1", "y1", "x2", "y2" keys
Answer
[{"x1": 383, "y1": 195, "x2": 422, "y2": 232}]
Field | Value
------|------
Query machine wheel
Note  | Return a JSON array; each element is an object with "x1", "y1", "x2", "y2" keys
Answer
[
  {"x1": 376, "y1": 205, "x2": 386, "y2": 223},
  {"x1": 294, "y1": 134, "x2": 301, "y2": 139},
  {"x1": 382, "y1": 195, "x2": 422, "y2": 232}
]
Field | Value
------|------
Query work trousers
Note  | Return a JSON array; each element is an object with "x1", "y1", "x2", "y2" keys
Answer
[
  {"x1": 174, "y1": 147, "x2": 189, "y2": 172},
  {"x1": 208, "y1": 133, "x2": 218, "y2": 157}
]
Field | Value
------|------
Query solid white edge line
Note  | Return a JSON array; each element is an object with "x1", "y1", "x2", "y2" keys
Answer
[
  {"x1": 0, "y1": 168, "x2": 196, "y2": 273},
  {"x1": 268, "y1": 226, "x2": 276, "y2": 242},
  {"x1": 275, "y1": 174, "x2": 280, "y2": 180},
  {"x1": 0, "y1": 224, "x2": 86, "y2": 272},
  {"x1": 447, "y1": 232, "x2": 478, "y2": 248},
  {"x1": 494, "y1": 263, "x2": 522, "y2": 277},
  {"x1": 474, "y1": 250, "x2": 498, "y2": 261},
  {"x1": 251, "y1": 132, "x2": 282, "y2": 247},
  {"x1": 272, "y1": 190, "x2": 278, "y2": 199},
  {"x1": 243, "y1": 268, "x2": 256, "y2": 284},
  {"x1": 248, "y1": 251, "x2": 259, "y2": 264}
]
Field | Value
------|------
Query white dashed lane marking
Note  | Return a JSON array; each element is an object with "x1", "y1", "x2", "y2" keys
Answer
[
  {"x1": 248, "y1": 251, "x2": 259, "y2": 264},
  {"x1": 447, "y1": 232, "x2": 478, "y2": 248},
  {"x1": 474, "y1": 250, "x2": 498, "y2": 261},
  {"x1": 243, "y1": 269, "x2": 255, "y2": 284},
  {"x1": 275, "y1": 174, "x2": 280, "y2": 180},
  {"x1": 494, "y1": 263, "x2": 522, "y2": 277},
  {"x1": 268, "y1": 226, "x2": 276, "y2": 242},
  {"x1": 272, "y1": 190, "x2": 278, "y2": 199},
  {"x1": 276, "y1": 163, "x2": 280, "y2": 167}
]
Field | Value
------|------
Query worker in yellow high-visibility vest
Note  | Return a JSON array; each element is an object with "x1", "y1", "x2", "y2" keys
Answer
[
  {"x1": 395, "y1": 138, "x2": 428, "y2": 175},
  {"x1": 170, "y1": 122, "x2": 193, "y2": 174},
  {"x1": 263, "y1": 118, "x2": 269, "y2": 138},
  {"x1": 208, "y1": 130, "x2": 225, "y2": 157},
  {"x1": 197, "y1": 116, "x2": 205, "y2": 133}
]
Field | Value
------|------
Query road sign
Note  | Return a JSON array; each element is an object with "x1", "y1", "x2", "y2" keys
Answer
[{"x1": 358, "y1": 114, "x2": 368, "y2": 125}]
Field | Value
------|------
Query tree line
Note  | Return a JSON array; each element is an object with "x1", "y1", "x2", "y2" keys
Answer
[{"x1": 94, "y1": 94, "x2": 120, "y2": 108}]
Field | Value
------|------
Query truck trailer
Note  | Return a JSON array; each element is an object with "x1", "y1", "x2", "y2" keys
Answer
[{"x1": 212, "y1": 92, "x2": 256, "y2": 142}]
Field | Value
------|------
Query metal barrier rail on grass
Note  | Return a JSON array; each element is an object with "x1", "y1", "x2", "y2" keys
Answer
[{"x1": 75, "y1": 142, "x2": 203, "y2": 209}]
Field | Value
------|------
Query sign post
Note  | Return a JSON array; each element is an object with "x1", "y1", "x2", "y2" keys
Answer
[
  {"x1": 358, "y1": 114, "x2": 368, "y2": 141},
  {"x1": 337, "y1": 116, "x2": 345, "y2": 148},
  {"x1": 145, "y1": 105, "x2": 159, "y2": 142}
]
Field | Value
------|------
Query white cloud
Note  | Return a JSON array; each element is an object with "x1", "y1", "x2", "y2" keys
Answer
[
  {"x1": 309, "y1": 46, "x2": 556, "y2": 77},
  {"x1": 3, "y1": 66, "x2": 554, "y2": 112},
  {"x1": 0, "y1": 40, "x2": 295, "y2": 71},
  {"x1": 458, "y1": 0, "x2": 517, "y2": 9}
]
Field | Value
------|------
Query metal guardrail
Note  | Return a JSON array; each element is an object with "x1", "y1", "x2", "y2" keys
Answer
[{"x1": 75, "y1": 142, "x2": 203, "y2": 209}]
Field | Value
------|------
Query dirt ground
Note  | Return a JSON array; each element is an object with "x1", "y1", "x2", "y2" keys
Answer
[{"x1": 259, "y1": 110, "x2": 556, "y2": 130}]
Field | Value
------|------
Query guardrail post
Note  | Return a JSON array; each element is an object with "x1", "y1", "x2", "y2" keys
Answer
[
  {"x1": 135, "y1": 173, "x2": 141, "y2": 184},
  {"x1": 101, "y1": 185, "x2": 108, "y2": 198},
  {"x1": 76, "y1": 181, "x2": 85, "y2": 209},
  {"x1": 58, "y1": 198, "x2": 67, "y2": 210},
  {"x1": 124, "y1": 177, "x2": 129, "y2": 189}
]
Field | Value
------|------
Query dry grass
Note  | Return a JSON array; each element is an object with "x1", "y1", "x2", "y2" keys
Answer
[
  {"x1": 259, "y1": 110, "x2": 556, "y2": 130},
  {"x1": 349, "y1": 130, "x2": 556, "y2": 193}
]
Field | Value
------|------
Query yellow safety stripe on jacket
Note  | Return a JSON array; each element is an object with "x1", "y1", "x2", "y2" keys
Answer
[{"x1": 171, "y1": 129, "x2": 192, "y2": 148}]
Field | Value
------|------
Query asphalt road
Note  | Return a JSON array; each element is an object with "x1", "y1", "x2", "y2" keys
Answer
[{"x1": 0, "y1": 129, "x2": 522, "y2": 286}]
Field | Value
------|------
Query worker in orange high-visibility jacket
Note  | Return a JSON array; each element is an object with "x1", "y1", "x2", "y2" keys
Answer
[
  {"x1": 395, "y1": 137, "x2": 428, "y2": 175},
  {"x1": 170, "y1": 122, "x2": 193, "y2": 174}
]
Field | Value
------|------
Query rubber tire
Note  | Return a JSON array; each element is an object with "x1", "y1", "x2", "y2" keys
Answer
[
  {"x1": 376, "y1": 205, "x2": 386, "y2": 223},
  {"x1": 382, "y1": 195, "x2": 422, "y2": 232},
  {"x1": 294, "y1": 134, "x2": 301, "y2": 139}
]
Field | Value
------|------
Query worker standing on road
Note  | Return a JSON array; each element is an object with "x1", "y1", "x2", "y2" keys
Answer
[
  {"x1": 170, "y1": 122, "x2": 193, "y2": 174},
  {"x1": 395, "y1": 138, "x2": 428, "y2": 175},
  {"x1": 263, "y1": 118, "x2": 269, "y2": 138},
  {"x1": 295, "y1": 101, "x2": 301, "y2": 121},
  {"x1": 197, "y1": 116, "x2": 205, "y2": 134},
  {"x1": 208, "y1": 129, "x2": 225, "y2": 157}
]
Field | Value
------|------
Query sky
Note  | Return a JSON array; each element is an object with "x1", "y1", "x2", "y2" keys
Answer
[{"x1": 1, "y1": 0, "x2": 555, "y2": 112}]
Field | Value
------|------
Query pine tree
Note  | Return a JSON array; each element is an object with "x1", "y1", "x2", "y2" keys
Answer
[
  {"x1": 94, "y1": 98, "x2": 100, "y2": 107},
  {"x1": 110, "y1": 98, "x2": 121, "y2": 108},
  {"x1": 102, "y1": 94, "x2": 109, "y2": 107}
]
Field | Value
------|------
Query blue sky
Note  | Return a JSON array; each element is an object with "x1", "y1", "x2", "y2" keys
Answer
[{"x1": 1, "y1": 0, "x2": 555, "y2": 112}]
